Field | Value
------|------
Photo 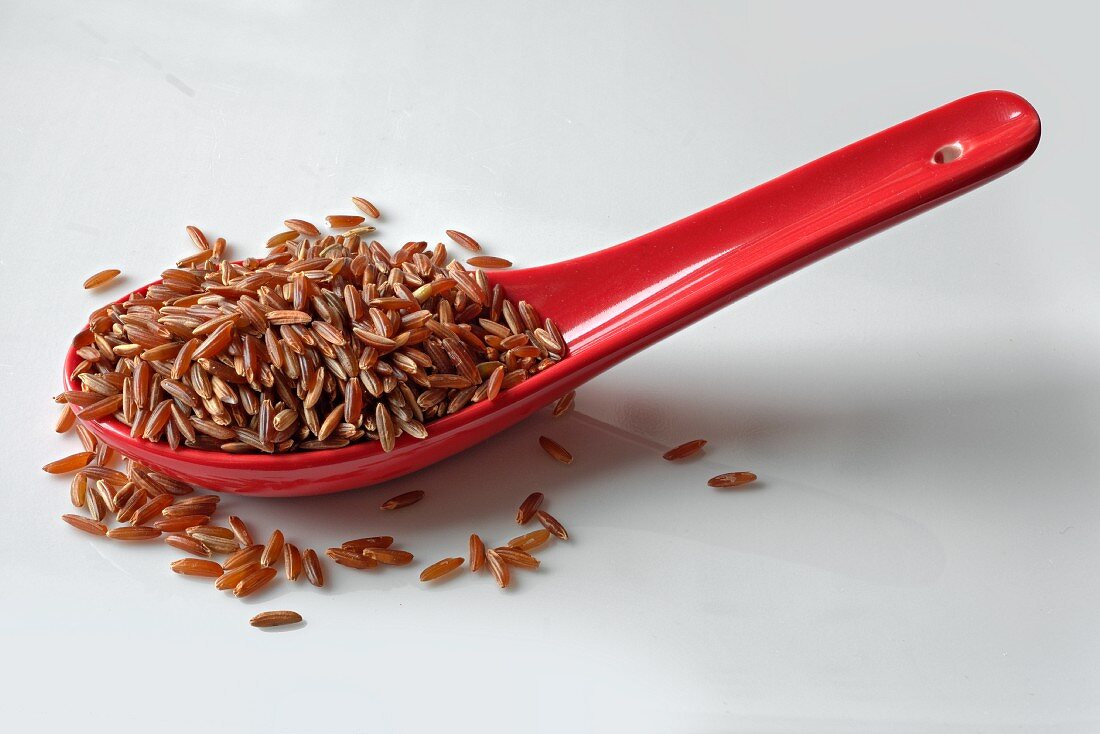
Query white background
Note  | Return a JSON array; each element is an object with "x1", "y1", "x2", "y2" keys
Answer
[{"x1": 1, "y1": 2, "x2": 1097, "y2": 732}]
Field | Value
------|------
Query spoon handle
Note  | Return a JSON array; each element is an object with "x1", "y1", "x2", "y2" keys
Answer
[{"x1": 508, "y1": 90, "x2": 1039, "y2": 373}]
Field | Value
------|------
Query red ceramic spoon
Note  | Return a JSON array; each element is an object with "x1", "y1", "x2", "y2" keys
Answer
[{"x1": 63, "y1": 90, "x2": 1040, "y2": 496}]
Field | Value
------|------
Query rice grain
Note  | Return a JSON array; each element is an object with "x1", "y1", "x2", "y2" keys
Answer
[
  {"x1": 516, "y1": 492, "x2": 544, "y2": 524},
  {"x1": 171, "y1": 558, "x2": 223, "y2": 577},
  {"x1": 486, "y1": 549, "x2": 509, "y2": 588},
  {"x1": 707, "y1": 472, "x2": 757, "y2": 488},
  {"x1": 283, "y1": 219, "x2": 319, "y2": 236},
  {"x1": 234, "y1": 566, "x2": 278, "y2": 597},
  {"x1": 325, "y1": 547, "x2": 376, "y2": 569},
  {"x1": 492, "y1": 546, "x2": 540, "y2": 569},
  {"x1": 185, "y1": 226, "x2": 209, "y2": 250},
  {"x1": 227, "y1": 516, "x2": 253, "y2": 547},
  {"x1": 303, "y1": 548, "x2": 325, "y2": 587},
  {"x1": 61, "y1": 514, "x2": 107, "y2": 536},
  {"x1": 284, "y1": 543, "x2": 302, "y2": 580},
  {"x1": 83, "y1": 269, "x2": 121, "y2": 289},
  {"x1": 106, "y1": 526, "x2": 161, "y2": 541},
  {"x1": 507, "y1": 528, "x2": 551, "y2": 552},
  {"x1": 538, "y1": 436, "x2": 573, "y2": 464},
  {"x1": 663, "y1": 439, "x2": 707, "y2": 461},
  {"x1": 469, "y1": 533, "x2": 486, "y2": 572},
  {"x1": 260, "y1": 529, "x2": 285, "y2": 567},
  {"x1": 55, "y1": 406, "x2": 77, "y2": 433},
  {"x1": 445, "y1": 230, "x2": 481, "y2": 253},
  {"x1": 351, "y1": 197, "x2": 380, "y2": 218},
  {"x1": 466, "y1": 256, "x2": 512, "y2": 269},
  {"x1": 223, "y1": 544, "x2": 265, "y2": 570},
  {"x1": 42, "y1": 452, "x2": 95, "y2": 474},
  {"x1": 419, "y1": 557, "x2": 464, "y2": 582},
  {"x1": 361, "y1": 548, "x2": 414, "y2": 566},
  {"x1": 551, "y1": 391, "x2": 575, "y2": 417},
  {"x1": 535, "y1": 510, "x2": 568, "y2": 540},
  {"x1": 341, "y1": 536, "x2": 394, "y2": 551},
  {"x1": 164, "y1": 534, "x2": 212, "y2": 557},
  {"x1": 250, "y1": 610, "x2": 303, "y2": 628},
  {"x1": 380, "y1": 489, "x2": 423, "y2": 511},
  {"x1": 326, "y1": 215, "x2": 365, "y2": 229}
]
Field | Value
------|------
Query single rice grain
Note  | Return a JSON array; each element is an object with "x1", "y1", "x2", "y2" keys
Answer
[
  {"x1": 707, "y1": 472, "x2": 757, "y2": 488},
  {"x1": 186, "y1": 225, "x2": 209, "y2": 250},
  {"x1": 250, "y1": 610, "x2": 303, "y2": 628},
  {"x1": 466, "y1": 256, "x2": 512, "y2": 269},
  {"x1": 351, "y1": 197, "x2": 380, "y2": 218},
  {"x1": 284, "y1": 543, "x2": 302, "y2": 580},
  {"x1": 107, "y1": 526, "x2": 161, "y2": 541},
  {"x1": 535, "y1": 510, "x2": 568, "y2": 540},
  {"x1": 260, "y1": 529, "x2": 285, "y2": 567},
  {"x1": 538, "y1": 436, "x2": 573, "y2": 464},
  {"x1": 445, "y1": 230, "x2": 481, "y2": 252},
  {"x1": 55, "y1": 405, "x2": 76, "y2": 433},
  {"x1": 492, "y1": 546, "x2": 540, "y2": 569},
  {"x1": 516, "y1": 492, "x2": 544, "y2": 524},
  {"x1": 170, "y1": 558, "x2": 223, "y2": 577},
  {"x1": 486, "y1": 548, "x2": 509, "y2": 588},
  {"x1": 341, "y1": 536, "x2": 394, "y2": 551},
  {"x1": 234, "y1": 566, "x2": 278, "y2": 597},
  {"x1": 551, "y1": 391, "x2": 575, "y2": 417},
  {"x1": 61, "y1": 514, "x2": 107, "y2": 536},
  {"x1": 362, "y1": 548, "x2": 414, "y2": 566},
  {"x1": 43, "y1": 452, "x2": 95, "y2": 474},
  {"x1": 507, "y1": 528, "x2": 551, "y2": 552},
  {"x1": 326, "y1": 215, "x2": 365, "y2": 228},
  {"x1": 663, "y1": 439, "x2": 707, "y2": 461},
  {"x1": 325, "y1": 547, "x2": 376, "y2": 569},
  {"x1": 165, "y1": 534, "x2": 212, "y2": 557},
  {"x1": 152, "y1": 515, "x2": 210, "y2": 532},
  {"x1": 215, "y1": 562, "x2": 260, "y2": 591},
  {"x1": 283, "y1": 219, "x2": 319, "y2": 236},
  {"x1": 83, "y1": 269, "x2": 121, "y2": 289},
  {"x1": 223, "y1": 544, "x2": 265, "y2": 570},
  {"x1": 420, "y1": 557, "x2": 464, "y2": 582},
  {"x1": 469, "y1": 533, "x2": 486, "y2": 572},
  {"x1": 380, "y1": 489, "x2": 424, "y2": 511},
  {"x1": 303, "y1": 548, "x2": 325, "y2": 587},
  {"x1": 227, "y1": 515, "x2": 253, "y2": 547}
]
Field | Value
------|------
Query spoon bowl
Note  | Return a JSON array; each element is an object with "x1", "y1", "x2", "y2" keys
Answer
[{"x1": 63, "y1": 90, "x2": 1040, "y2": 496}]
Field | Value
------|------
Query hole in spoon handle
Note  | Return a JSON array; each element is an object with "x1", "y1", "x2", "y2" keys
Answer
[{"x1": 932, "y1": 142, "x2": 964, "y2": 164}]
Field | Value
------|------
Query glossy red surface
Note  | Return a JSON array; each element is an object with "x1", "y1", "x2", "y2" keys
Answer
[{"x1": 63, "y1": 90, "x2": 1040, "y2": 496}]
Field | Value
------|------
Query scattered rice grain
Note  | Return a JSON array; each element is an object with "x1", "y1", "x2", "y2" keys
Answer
[
  {"x1": 83, "y1": 269, "x2": 121, "y2": 289},
  {"x1": 507, "y1": 528, "x2": 551, "y2": 552},
  {"x1": 516, "y1": 492, "x2": 544, "y2": 524},
  {"x1": 303, "y1": 548, "x2": 325, "y2": 587},
  {"x1": 663, "y1": 439, "x2": 707, "y2": 461},
  {"x1": 707, "y1": 472, "x2": 757, "y2": 488},
  {"x1": 420, "y1": 557, "x2": 464, "y2": 582},
  {"x1": 61, "y1": 514, "x2": 107, "y2": 536},
  {"x1": 380, "y1": 489, "x2": 423, "y2": 511},
  {"x1": 551, "y1": 391, "x2": 575, "y2": 417},
  {"x1": 538, "y1": 436, "x2": 573, "y2": 464},
  {"x1": 469, "y1": 533, "x2": 486, "y2": 572},
  {"x1": 351, "y1": 197, "x2": 380, "y2": 218},
  {"x1": 445, "y1": 230, "x2": 481, "y2": 252},
  {"x1": 466, "y1": 256, "x2": 512, "y2": 269},
  {"x1": 106, "y1": 526, "x2": 161, "y2": 541},
  {"x1": 250, "y1": 610, "x2": 303, "y2": 628},
  {"x1": 535, "y1": 509, "x2": 568, "y2": 540},
  {"x1": 171, "y1": 558, "x2": 223, "y2": 577},
  {"x1": 485, "y1": 549, "x2": 509, "y2": 588}
]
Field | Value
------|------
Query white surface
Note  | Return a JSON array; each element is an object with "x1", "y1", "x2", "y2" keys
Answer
[{"x1": 1, "y1": 1, "x2": 1098, "y2": 732}]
